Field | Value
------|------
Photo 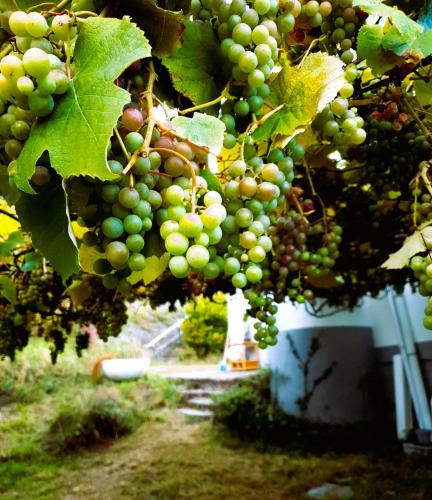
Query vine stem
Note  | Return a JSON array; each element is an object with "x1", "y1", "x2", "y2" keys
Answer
[
  {"x1": 421, "y1": 164, "x2": 432, "y2": 198},
  {"x1": 113, "y1": 126, "x2": 131, "y2": 162},
  {"x1": 247, "y1": 104, "x2": 284, "y2": 134},
  {"x1": 148, "y1": 147, "x2": 198, "y2": 213},
  {"x1": 400, "y1": 96, "x2": 431, "y2": 140},
  {"x1": 179, "y1": 83, "x2": 231, "y2": 115},
  {"x1": 0, "y1": 44, "x2": 12, "y2": 60},
  {"x1": 304, "y1": 161, "x2": 328, "y2": 231},
  {"x1": 122, "y1": 61, "x2": 157, "y2": 176},
  {"x1": 413, "y1": 175, "x2": 419, "y2": 229},
  {"x1": 0, "y1": 208, "x2": 19, "y2": 222}
]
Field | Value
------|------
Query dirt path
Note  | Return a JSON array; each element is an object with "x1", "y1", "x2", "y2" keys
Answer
[{"x1": 3, "y1": 411, "x2": 372, "y2": 500}]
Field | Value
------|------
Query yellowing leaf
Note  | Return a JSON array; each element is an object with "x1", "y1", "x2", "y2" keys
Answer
[
  {"x1": 128, "y1": 253, "x2": 170, "y2": 285},
  {"x1": 382, "y1": 226, "x2": 432, "y2": 269},
  {"x1": 79, "y1": 244, "x2": 104, "y2": 274},
  {"x1": 0, "y1": 203, "x2": 20, "y2": 237},
  {"x1": 253, "y1": 53, "x2": 344, "y2": 142}
]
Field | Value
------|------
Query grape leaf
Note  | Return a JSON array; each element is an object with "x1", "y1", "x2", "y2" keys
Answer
[
  {"x1": 357, "y1": 24, "x2": 402, "y2": 76},
  {"x1": 410, "y1": 30, "x2": 432, "y2": 58},
  {"x1": 15, "y1": 17, "x2": 151, "y2": 194},
  {"x1": 128, "y1": 253, "x2": 170, "y2": 285},
  {"x1": 67, "y1": 278, "x2": 92, "y2": 307},
  {"x1": 0, "y1": 231, "x2": 24, "y2": 257},
  {"x1": 172, "y1": 112, "x2": 226, "y2": 154},
  {"x1": 15, "y1": 180, "x2": 79, "y2": 280},
  {"x1": 162, "y1": 20, "x2": 225, "y2": 105},
  {"x1": 353, "y1": 0, "x2": 423, "y2": 40},
  {"x1": 382, "y1": 226, "x2": 432, "y2": 269},
  {"x1": 382, "y1": 26, "x2": 415, "y2": 56},
  {"x1": 79, "y1": 244, "x2": 104, "y2": 274},
  {"x1": 253, "y1": 53, "x2": 344, "y2": 142},
  {"x1": 121, "y1": 0, "x2": 185, "y2": 57},
  {"x1": 0, "y1": 276, "x2": 16, "y2": 305},
  {"x1": 21, "y1": 251, "x2": 43, "y2": 272},
  {"x1": 200, "y1": 167, "x2": 222, "y2": 194},
  {"x1": 414, "y1": 67, "x2": 432, "y2": 106}
]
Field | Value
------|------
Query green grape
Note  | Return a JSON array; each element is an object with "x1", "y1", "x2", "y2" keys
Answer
[
  {"x1": 232, "y1": 22, "x2": 252, "y2": 45},
  {"x1": 126, "y1": 234, "x2": 145, "y2": 252},
  {"x1": 169, "y1": 255, "x2": 190, "y2": 278},
  {"x1": 248, "y1": 245, "x2": 266, "y2": 262},
  {"x1": 228, "y1": 43, "x2": 245, "y2": 63},
  {"x1": 246, "y1": 264, "x2": 263, "y2": 283},
  {"x1": 37, "y1": 73, "x2": 56, "y2": 96},
  {"x1": 165, "y1": 231, "x2": 189, "y2": 255},
  {"x1": 5, "y1": 138, "x2": 22, "y2": 159},
  {"x1": 106, "y1": 241, "x2": 129, "y2": 267},
  {"x1": 102, "y1": 217, "x2": 124, "y2": 239},
  {"x1": 51, "y1": 14, "x2": 73, "y2": 41},
  {"x1": 132, "y1": 200, "x2": 152, "y2": 219},
  {"x1": 234, "y1": 99, "x2": 250, "y2": 117},
  {"x1": 16, "y1": 75, "x2": 34, "y2": 95},
  {"x1": 25, "y1": 12, "x2": 48, "y2": 38},
  {"x1": 1, "y1": 55, "x2": 25, "y2": 80},
  {"x1": 118, "y1": 187, "x2": 140, "y2": 208},
  {"x1": 125, "y1": 131, "x2": 144, "y2": 152},
  {"x1": 30, "y1": 38, "x2": 53, "y2": 54},
  {"x1": 167, "y1": 204, "x2": 187, "y2": 221},
  {"x1": 9, "y1": 11, "x2": 29, "y2": 37},
  {"x1": 128, "y1": 253, "x2": 146, "y2": 271},
  {"x1": 242, "y1": 8, "x2": 259, "y2": 28},
  {"x1": 239, "y1": 51, "x2": 258, "y2": 72},
  {"x1": 23, "y1": 48, "x2": 50, "y2": 78},
  {"x1": 179, "y1": 213, "x2": 203, "y2": 237},
  {"x1": 11, "y1": 120, "x2": 30, "y2": 140},
  {"x1": 203, "y1": 262, "x2": 220, "y2": 279},
  {"x1": 254, "y1": 0, "x2": 271, "y2": 15},
  {"x1": 204, "y1": 191, "x2": 222, "y2": 206},
  {"x1": 16, "y1": 36, "x2": 31, "y2": 53},
  {"x1": 166, "y1": 184, "x2": 185, "y2": 205},
  {"x1": 123, "y1": 214, "x2": 143, "y2": 234},
  {"x1": 232, "y1": 272, "x2": 247, "y2": 287},
  {"x1": 102, "y1": 274, "x2": 119, "y2": 289},
  {"x1": 248, "y1": 69, "x2": 265, "y2": 88},
  {"x1": 224, "y1": 256, "x2": 241, "y2": 275},
  {"x1": 185, "y1": 244, "x2": 209, "y2": 269}
]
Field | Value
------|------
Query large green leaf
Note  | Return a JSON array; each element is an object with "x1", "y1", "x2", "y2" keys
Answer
[
  {"x1": 353, "y1": 0, "x2": 423, "y2": 40},
  {"x1": 162, "y1": 20, "x2": 224, "y2": 105},
  {"x1": 121, "y1": 0, "x2": 185, "y2": 57},
  {"x1": 410, "y1": 29, "x2": 432, "y2": 58},
  {"x1": 15, "y1": 180, "x2": 79, "y2": 280},
  {"x1": 357, "y1": 24, "x2": 402, "y2": 76},
  {"x1": 253, "y1": 53, "x2": 344, "y2": 142},
  {"x1": 0, "y1": 276, "x2": 16, "y2": 304},
  {"x1": 0, "y1": 231, "x2": 24, "y2": 257},
  {"x1": 15, "y1": 17, "x2": 151, "y2": 193},
  {"x1": 172, "y1": 112, "x2": 226, "y2": 154}
]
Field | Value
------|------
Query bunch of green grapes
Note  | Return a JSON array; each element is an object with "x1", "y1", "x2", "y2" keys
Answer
[
  {"x1": 0, "y1": 11, "x2": 72, "y2": 164},
  {"x1": 244, "y1": 289, "x2": 279, "y2": 347},
  {"x1": 208, "y1": 0, "x2": 301, "y2": 96},
  {"x1": 313, "y1": 93, "x2": 366, "y2": 147},
  {"x1": 319, "y1": 0, "x2": 361, "y2": 63},
  {"x1": 410, "y1": 255, "x2": 432, "y2": 331}
]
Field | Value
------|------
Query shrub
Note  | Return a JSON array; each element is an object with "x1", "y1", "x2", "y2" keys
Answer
[
  {"x1": 213, "y1": 371, "x2": 396, "y2": 454},
  {"x1": 46, "y1": 387, "x2": 148, "y2": 453},
  {"x1": 180, "y1": 294, "x2": 227, "y2": 358}
]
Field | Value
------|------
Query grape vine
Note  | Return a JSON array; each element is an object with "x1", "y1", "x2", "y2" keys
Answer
[{"x1": 0, "y1": 0, "x2": 431, "y2": 358}]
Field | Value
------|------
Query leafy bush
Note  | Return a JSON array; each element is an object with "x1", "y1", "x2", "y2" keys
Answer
[
  {"x1": 213, "y1": 371, "x2": 396, "y2": 454},
  {"x1": 46, "y1": 388, "x2": 146, "y2": 452},
  {"x1": 180, "y1": 294, "x2": 227, "y2": 358}
]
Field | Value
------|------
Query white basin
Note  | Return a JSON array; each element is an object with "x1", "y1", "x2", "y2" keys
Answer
[{"x1": 101, "y1": 358, "x2": 150, "y2": 380}]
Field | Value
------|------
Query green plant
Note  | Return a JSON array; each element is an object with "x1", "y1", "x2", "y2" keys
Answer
[
  {"x1": 213, "y1": 371, "x2": 396, "y2": 454},
  {"x1": 46, "y1": 388, "x2": 146, "y2": 453},
  {"x1": 0, "y1": 0, "x2": 431, "y2": 360},
  {"x1": 181, "y1": 294, "x2": 227, "y2": 358}
]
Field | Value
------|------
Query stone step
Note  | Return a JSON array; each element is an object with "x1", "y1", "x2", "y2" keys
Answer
[
  {"x1": 178, "y1": 388, "x2": 224, "y2": 397},
  {"x1": 177, "y1": 407, "x2": 214, "y2": 419},
  {"x1": 188, "y1": 396, "x2": 214, "y2": 408}
]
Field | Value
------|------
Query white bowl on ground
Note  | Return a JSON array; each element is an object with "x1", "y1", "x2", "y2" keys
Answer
[{"x1": 101, "y1": 358, "x2": 150, "y2": 381}]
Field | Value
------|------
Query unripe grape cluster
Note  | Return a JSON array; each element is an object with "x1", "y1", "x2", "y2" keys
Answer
[
  {"x1": 0, "y1": 10, "x2": 72, "y2": 165},
  {"x1": 313, "y1": 73, "x2": 366, "y2": 147},
  {"x1": 410, "y1": 255, "x2": 432, "y2": 331}
]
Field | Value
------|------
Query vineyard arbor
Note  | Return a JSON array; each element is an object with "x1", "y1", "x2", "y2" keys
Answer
[{"x1": 0, "y1": 0, "x2": 431, "y2": 435}]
